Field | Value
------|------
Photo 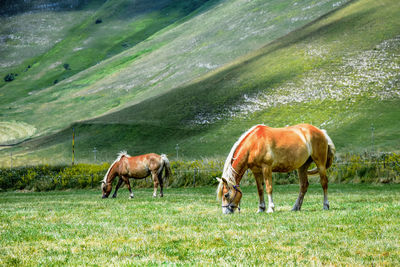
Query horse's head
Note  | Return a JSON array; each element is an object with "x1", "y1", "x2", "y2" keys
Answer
[
  {"x1": 101, "y1": 181, "x2": 112, "y2": 198},
  {"x1": 216, "y1": 177, "x2": 242, "y2": 214}
]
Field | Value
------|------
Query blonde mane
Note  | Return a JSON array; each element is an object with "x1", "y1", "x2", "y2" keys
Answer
[
  {"x1": 217, "y1": 125, "x2": 261, "y2": 199},
  {"x1": 222, "y1": 125, "x2": 262, "y2": 184},
  {"x1": 103, "y1": 151, "x2": 130, "y2": 183}
]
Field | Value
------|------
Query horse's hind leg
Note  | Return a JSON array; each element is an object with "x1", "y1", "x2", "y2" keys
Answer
[
  {"x1": 313, "y1": 152, "x2": 330, "y2": 210},
  {"x1": 112, "y1": 177, "x2": 124, "y2": 198},
  {"x1": 318, "y1": 166, "x2": 329, "y2": 210},
  {"x1": 151, "y1": 171, "x2": 159, "y2": 197},
  {"x1": 292, "y1": 160, "x2": 311, "y2": 211},
  {"x1": 157, "y1": 171, "x2": 164, "y2": 197}
]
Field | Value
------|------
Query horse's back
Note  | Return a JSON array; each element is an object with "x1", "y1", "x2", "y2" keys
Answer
[
  {"x1": 121, "y1": 153, "x2": 160, "y2": 177},
  {"x1": 249, "y1": 124, "x2": 325, "y2": 171},
  {"x1": 141, "y1": 153, "x2": 164, "y2": 172},
  {"x1": 254, "y1": 124, "x2": 313, "y2": 147}
]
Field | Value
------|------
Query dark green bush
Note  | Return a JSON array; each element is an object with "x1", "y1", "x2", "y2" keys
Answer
[
  {"x1": 63, "y1": 63, "x2": 70, "y2": 70},
  {"x1": 4, "y1": 73, "x2": 17, "y2": 82}
]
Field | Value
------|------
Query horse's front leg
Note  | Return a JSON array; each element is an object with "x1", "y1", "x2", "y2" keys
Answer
[
  {"x1": 151, "y1": 171, "x2": 159, "y2": 197},
  {"x1": 123, "y1": 176, "x2": 134, "y2": 199},
  {"x1": 253, "y1": 169, "x2": 266, "y2": 213},
  {"x1": 112, "y1": 177, "x2": 124, "y2": 198},
  {"x1": 263, "y1": 166, "x2": 274, "y2": 213}
]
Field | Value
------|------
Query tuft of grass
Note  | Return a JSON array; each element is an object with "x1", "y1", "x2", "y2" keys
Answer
[{"x1": 0, "y1": 184, "x2": 399, "y2": 265}]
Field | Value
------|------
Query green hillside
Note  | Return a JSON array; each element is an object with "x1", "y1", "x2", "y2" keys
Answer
[{"x1": 1, "y1": 0, "x2": 400, "y2": 166}]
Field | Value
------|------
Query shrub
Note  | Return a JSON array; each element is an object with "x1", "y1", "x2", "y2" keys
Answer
[
  {"x1": 4, "y1": 73, "x2": 17, "y2": 82},
  {"x1": 32, "y1": 176, "x2": 57, "y2": 192},
  {"x1": 58, "y1": 163, "x2": 108, "y2": 189},
  {"x1": 63, "y1": 63, "x2": 70, "y2": 70}
]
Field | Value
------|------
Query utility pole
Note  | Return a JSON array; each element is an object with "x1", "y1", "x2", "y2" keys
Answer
[
  {"x1": 92, "y1": 147, "x2": 98, "y2": 163},
  {"x1": 72, "y1": 128, "x2": 75, "y2": 165},
  {"x1": 175, "y1": 144, "x2": 180, "y2": 160}
]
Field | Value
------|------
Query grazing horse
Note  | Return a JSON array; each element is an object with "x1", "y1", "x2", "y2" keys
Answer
[
  {"x1": 217, "y1": 124, "x2": 335, "y2": 214},
  {"x1": 101, "y1": 151, "x2": 171, "y2": 199}
]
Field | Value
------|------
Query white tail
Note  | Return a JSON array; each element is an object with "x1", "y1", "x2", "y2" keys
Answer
[
  {"x1": 322, "y1": 129, "x2": 336, "y2": 155},
  {"x1": 160, "y1": 154, "x2": 171, "y2": 180}
]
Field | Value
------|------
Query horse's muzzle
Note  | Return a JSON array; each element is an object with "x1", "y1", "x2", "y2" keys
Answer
[
  {"x1": 102, "y1": 195, "x2": 108, "y2": 199},
  {"x1": 222, "y1": 206, "x2": 234, "y2": 214}
]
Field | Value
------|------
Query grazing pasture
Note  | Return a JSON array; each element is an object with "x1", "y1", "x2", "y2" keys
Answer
[{"x1": 1, "y1": 184, "x2": 399, "y2": 265}]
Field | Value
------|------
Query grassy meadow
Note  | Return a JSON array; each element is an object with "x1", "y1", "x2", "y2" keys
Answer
[{"x1": 1, "y1": 184, "x2": 399, "y2": 265}]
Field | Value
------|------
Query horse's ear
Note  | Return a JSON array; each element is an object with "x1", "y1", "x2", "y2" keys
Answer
[
  {"x1": 216, "y1": 177, "x2": 222, "y2": 183},
  {"x1": 221, "y1": 177, "x2": 228, "y2": 185}
]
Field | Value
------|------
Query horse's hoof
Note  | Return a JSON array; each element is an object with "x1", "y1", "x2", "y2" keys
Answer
[
  {"x1": 323, "y1": 204, "x2": 330, "y2": 210},
  {"x1": 112, "y1": 195, "x2": 116, "y2": 198},
  {"x1": 267, "y1": 207, "x2": 274, "y2": 213},
  {"x1": 129, "y1": 196, "x2": 134, "y2": 199},
  {"x1": 291, "y1": 206, "x2": 301, "y2": 211},
  {"x1": 159, "y1": 194, "x2": 163, "y2": 197}
]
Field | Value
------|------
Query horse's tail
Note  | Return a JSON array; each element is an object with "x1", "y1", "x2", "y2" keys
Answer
[
  {"x1": 308, "y1": 130, "x2": 336, "y2": 175},
  {"x1": 160, "y1": 154, "x2": 171, "y2": 184}
]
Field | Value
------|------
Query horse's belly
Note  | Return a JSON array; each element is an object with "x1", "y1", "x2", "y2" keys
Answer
[
  {"x1": 270, "y1": 154, "x2": 308, "y2": 172},
  {"x1": 272, "y1": 164, "x2": 297, "y2": 173},
  {"x1": 127, "y1": 169, "x2": 149, "y2": 178}
]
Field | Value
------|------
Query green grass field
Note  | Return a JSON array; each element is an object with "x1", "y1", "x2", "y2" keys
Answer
[{"x1": 1, "y1": 184, "x2": 399, "y2": 265}]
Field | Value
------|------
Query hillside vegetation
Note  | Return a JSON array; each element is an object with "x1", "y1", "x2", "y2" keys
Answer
[{"x1": 1, "y1": 0, "x2": 399, "y2": 166}]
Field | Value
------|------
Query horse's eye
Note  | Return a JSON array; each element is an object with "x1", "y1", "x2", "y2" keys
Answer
[{"x1": 224, "y1": 193, "x2": 230, "y2": 198}]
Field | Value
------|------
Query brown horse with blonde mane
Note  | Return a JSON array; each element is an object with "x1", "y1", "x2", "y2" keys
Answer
[
  {"x1": 102, "y1": 151, "x2": 171, "y2": 199},
  {"x1": 217, "y1": 124, "x2": 335, "y2": 214}
]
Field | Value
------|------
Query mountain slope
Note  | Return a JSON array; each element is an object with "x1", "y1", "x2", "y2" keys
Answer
[
  {"x1": 75, "y1": 0, "x2": 399, "y2": 159},
  {"x1": 2, "y1": 0, "x2": 400, "y2": 165},
  {"x1": 0, "y1": 0, "x2": 350, "y2": 144}
]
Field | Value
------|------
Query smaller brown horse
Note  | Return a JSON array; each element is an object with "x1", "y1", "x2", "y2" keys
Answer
[
  {"x1": 102, "y1": 151, "x2": 171, "y2": 199},
  {"x1": 217, "y1": 124, "x2": 335, "y2": 214}
]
